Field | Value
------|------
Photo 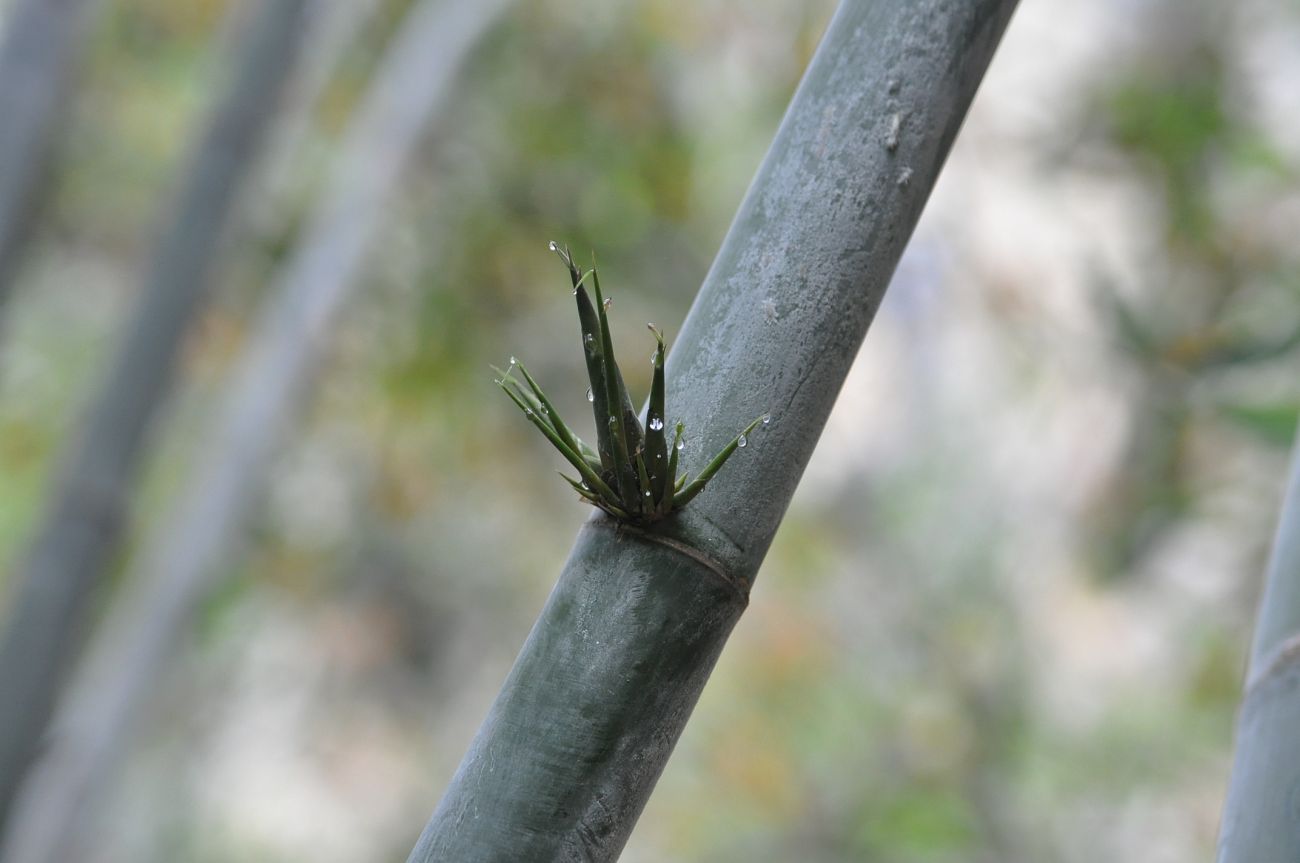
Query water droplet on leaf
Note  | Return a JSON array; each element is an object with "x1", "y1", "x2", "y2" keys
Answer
[
  {"x1": 509, "y1": 356, "x2": 517, "y2": 366},
  {"x1": 649, "y1": 418, "x2": 664, "y2": 431},
  {"x1": 584, "y1": 333, "x2": 594, "y2": 346},
  {"x1": 737, "y1": 434, "x2": 747, "y2": 448},
  {"x1": 586, "y1": 387, "x2": 594, "y2": 402},
  {"x1": 548, "y1": 241, "x2": 559, "y2": 252},
  {"x1": 603, "y1": 297, "x2": 612, "y2": 311},
  {"x1": 762, "y1": 414, "x2": 771, "y2": 425},
  {"x1": 676, "y1": 440, "x2": 685, "y2": 451}
]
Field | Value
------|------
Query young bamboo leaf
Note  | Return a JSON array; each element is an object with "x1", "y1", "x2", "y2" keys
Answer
[
  {"x1": 558, "y1": 472, "x2": 598, "y2": 501},
  {"x1": 515, "y1": 360, "x2": 582, "y2": 460},
  {"x1": 559, "y1": 472, "x2": 630, "y2": 519},
  {"x1": 591, "y1": 266, "x2": 637, "y2": 505},
  {"x1": 614, "y1": 364, "x2": 644, "y2": 458},
  {"x1": 507, "y1": 246, "x2": 768, "y2": 524},
  {"x1": 498, "y1": 378, "x2": 620, "y2": 502},
  {"x1": 574, "y1": 279, "x2": 616, "y2": 474},
  {"x1": 578, "y1": 443, "x2": 603, "y2": 473},
  {"x1": 664, "y1": 421, "x2": 684, "y2": 511},
  {"x1": 645, "y1": 325, "x2": 669, "y2": 507},
  {"x1": 548, "y1": 240, "x2": 582, "y2": 285},
  {"x1": 492, "y1": 365, "x2": 544, "y2": 416},
  {"x1": 675, "y1": 414, "x2": 765, "y2": 507},
  {"x1": 634, "y1": 449, "x2": 653, "y2": 516}
]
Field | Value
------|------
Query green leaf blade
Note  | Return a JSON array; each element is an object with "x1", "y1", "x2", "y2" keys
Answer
[
  {"x1": 575, "y1": 281, "x2": 617, "y2": 477},
  {"x1": 674, "y1": 415, "x2": 764, "y2": 507},
  {"x1": 592, "y1": 267, "x2": 638, "y2": 507},
  {"x1": 645, "y1": 326, "x2": 669, "y2": 509}
]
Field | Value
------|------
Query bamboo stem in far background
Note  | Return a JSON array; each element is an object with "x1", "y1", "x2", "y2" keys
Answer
[
  {"x1": 1217, "y1": 438, "x2": 1300, "y2": 862},
  {"x1": 0, "y1": 0, "x2": 312, "y2": 837},
  {"x1": 0, "y1": 2, "x2": 513, "y2": 861},
  {"x1": 407, "y1": 1, "x2": 1020, "y2": 859},
  {"x1": 0, "y1": 0, "x2": 105, "y2": 318}
]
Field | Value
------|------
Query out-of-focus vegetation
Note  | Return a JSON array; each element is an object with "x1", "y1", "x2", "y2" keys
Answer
[{"x1": 0, "y1": 0, "x2": 1296, "y2": 860}]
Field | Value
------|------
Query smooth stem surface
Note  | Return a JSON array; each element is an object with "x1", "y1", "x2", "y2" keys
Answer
[
  {"x1": 0, "y1": 0, "x2": 310, "y2": 834},
  {"x1": 0, "y1": 0, "x2": 103, "y2": 312},
  {"x1": 409, "y1": 0, "x2": 1019, "y2": 859},
  {"x1": 1217, "y1": 440, "x2": 1300, "y2": 862},
  {"x1": 0, "y1": 2, "x2": 511, "y2": 861}
]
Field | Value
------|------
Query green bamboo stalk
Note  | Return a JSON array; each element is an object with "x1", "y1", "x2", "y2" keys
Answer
[
  {"x1": 407, "y1": 1, "x2": 1019, "y2": 859},
  {"x1": 0, "y1": 0, "x2": 311, "y2": 834},
  {"x1": 1216, "y1": 439, "x2": 1300, "y2": 861}
]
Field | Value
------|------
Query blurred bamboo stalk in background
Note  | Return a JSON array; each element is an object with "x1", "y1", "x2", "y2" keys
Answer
[
  {"x1": 255, "y1": 0, "x2": 384, "y2": 221},
  {"x1": 0, "y1": 1, "x2": 512, "y2": 860},
  {"x1": 0, "y1": 0, "x2": 105, "y2": 318},
  {"x1": 0, "y1": 0, "x2": 312, "y2": 837},
  {"x1": 407, "y1": 0, "x2": 1020, "y2": 859},
  {"x1": 1217, "y1": 439, "x2": 1300, "y2": 862}
]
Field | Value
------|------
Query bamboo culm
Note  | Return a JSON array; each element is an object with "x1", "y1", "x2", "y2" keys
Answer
[
  {"x1": 1217, "y1": 438, "x2": 1300, "y2": 862},
  {"x1": 0, "y1": 0, "x2": 104, "y2": 313},
  {"x1": 0, "y1": 0, "x2": 311, "y2": 835},
  {"x1": 0, "y1": 3, "x2": 513, "y2": 862},
  {"x1": 408, "y1": 0, "x2": 1021, "y2": 859}
]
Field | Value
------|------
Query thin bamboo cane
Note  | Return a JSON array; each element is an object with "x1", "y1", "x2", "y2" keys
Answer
[
  {"x1": 407, "y1": 1, "x2": 1021, "y2": 859},
  {"x1": 0, "y1": 0, "x2": 104, "y2": 313},
  {"x1": 0, "y1": 2, "x2": 511, "y2": 861},
  {"x1": 0, "y1": 0, "x2": 311, "y2": 834},
  {"x1": 1216, "y1": 441, "x2": 1300, "y2": 861}
]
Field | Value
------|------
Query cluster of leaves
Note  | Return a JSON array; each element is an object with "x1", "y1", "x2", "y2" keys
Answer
[{"x1": 496, "y1": 244, "x2": 764, "y2": 523}]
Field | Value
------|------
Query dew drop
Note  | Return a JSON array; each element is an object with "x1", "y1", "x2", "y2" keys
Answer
[
  {"x1": 509, "y1": 356, "x2": 517, "y2": 366},
  {"x1": 580, "y1": 482, "x2": 589, "y2": 491},
  {"x1": 584, "y1": 333, "x2": 595, "y2": 346},
  {"x1": 608, "y1": 415, "x2": 617, "y2": 426},
  {"x1": 586, "y1": 387, "x2": 594, "y2": 402},
  {"x1": 675, "y1": 439, "x2": 685, "y2": 451},
  {"x1": 603, "y1": 297, "x2": 612, "y2": 311},
  {"x1": 885, "y1": 113, "x2": 901, "y2": 152},
  {"x1": 548, "y1": 240, "x2": 559, "y2": 252},
  {"x1": 493, "y1": 378, "x2": 502, "y2": 385},
  {"x1": 762, "y1": 414, "x2": 771, "y2": 425},
  {"x1": 737, "y1": 434, "x2": 748, "y2": 448},
  {"x1": 525, "y1": 408, "x2": 534, "y2": 417},
  {"x1": 649, "y1": 417, "x2": 664, "y2": 431},
  {"x1": 643, "y1": 490, "x2": 651, "y2": 499}
]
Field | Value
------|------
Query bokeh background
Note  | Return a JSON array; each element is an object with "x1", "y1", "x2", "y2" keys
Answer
[{"x1": 1, "y1": 0, "x2": 1299, "y2": 860}]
